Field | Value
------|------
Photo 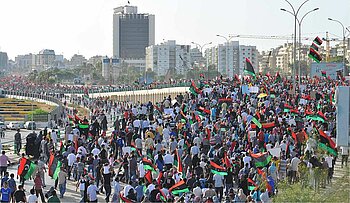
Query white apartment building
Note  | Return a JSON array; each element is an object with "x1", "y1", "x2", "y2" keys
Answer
[
  {"x1": 205, "y1": 41, "x2": 243, "y2": 77},
  {"x1": 145, "y1": 40, "x2": 191, "y2": 76},
  {"x1": 102, "y1": 56, "x2": 121, "y2": 83},
  {"x1": 69, "y1": 54, "x2": 87, "y2": 67},
  {"x1": 239, "y1": 45, "x2": 258, "y2": 74}
]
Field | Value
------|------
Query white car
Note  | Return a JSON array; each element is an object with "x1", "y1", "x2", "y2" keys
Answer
[
  {"x1": 7, "y1": 122, "x2": 21, "y2": 130},
  {"x1": 0, "y1": 121, "x2": 5, "y2": 130}
]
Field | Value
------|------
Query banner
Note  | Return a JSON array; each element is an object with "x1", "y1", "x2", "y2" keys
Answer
[
  {"x1": 249, "y1": 86, "x2": 259, "y2": 93},
  {"x1": 268, "y1": 147, "x2": 281, "y2": 158}
]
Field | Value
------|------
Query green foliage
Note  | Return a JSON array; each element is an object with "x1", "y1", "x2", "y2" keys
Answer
[{"x1": 27, "y1": 108, "x2": 48, "y2": 120}]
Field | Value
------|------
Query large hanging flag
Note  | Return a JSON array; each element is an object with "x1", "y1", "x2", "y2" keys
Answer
[
  {"x1": 251, "y1": 152, "x2": 272, "y2": 167},
  {"x1": 169, "y1": 180, "x2": 190, "y2": 195},
  {"x1": 244, "y1": 58, "x2": 256, "y2": 78},
  {"x1": 142, "y1": 158, "x2": 156, "y2": 171},
  {"x1": 209, "y1": 161, "x2": 228, "y2": 176},
  {"x1": 318, "y1": 129, "x2": 336, "y2": 149},
  {"x1": 17, "y1": 158, "x2": 36, "y2": 180}
]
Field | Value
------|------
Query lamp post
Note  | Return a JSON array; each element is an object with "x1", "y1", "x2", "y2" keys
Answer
[
  {"x1": 281, "y1": 6, "x2": 319, "y2": 86},
  {"x1": 280, "y1": 0, "x2": 310, "y2": 93},
  {"x1": 216, "y1": 34, "x2": 234, "y2": 78},
  {"x1": 328, "y1": 18, "x2": 347, "y2": 76},
  {"x1": 191, "y1": 41, "x2": 212, "y2": 80}
]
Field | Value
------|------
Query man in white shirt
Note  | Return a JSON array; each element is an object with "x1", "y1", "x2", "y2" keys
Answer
[
  {"x1": 290, "y1": 156, "x2": 301, "y2": 183},
  {"x1": 164, "y1": 152, "x2": 174, "y2": 169},
  {"x1": 87, "y1": 181, "x2": 98, "y2": 202},
  {"x1": 341, "y1": 146, "x2": 349, "y2": 167},
  {"x1": 242, "y1": 154, "x2": 252, "y2": 169},
  {"x1": 190, "y1": 144, "x2": 200, "y2": 157},
  {"x1": 67, "y1": 151, "x2": 76, "y2": 180},
  {"x1": 213, "y1": 173, "x2": 224, "y2": 201},
  {"x1": 91, "y1": 147, "x2": 101, "y2": 157}
]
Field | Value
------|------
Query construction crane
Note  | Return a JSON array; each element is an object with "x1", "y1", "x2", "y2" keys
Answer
[
  {"x1": 323, "y1": 31, "x2": 350, "y2": 62},
  {"x1": 229, "y1": 34, "x2": 311, "y2": 41}
]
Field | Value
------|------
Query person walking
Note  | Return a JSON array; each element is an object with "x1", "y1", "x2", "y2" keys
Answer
[
  {"x1": 27, "y1": 188, "x2": 37, "y2": 203},
  {"x1": 34, "y1": 173, "x2": 45, "y2": 203},
  {"x1": 14, "y1": 130, "x2": 21, "y2": 155},
  {"x1": 0, "y1": 181, "x2": 11, "y2": 203},
  {"x1": 57, "y1": 167, "x2": 67, "y2": 198},
  {"x1": 13, "y1": 185, "x2": 26, "y2": 203},
  {"x1": 87, "y1": 180, "x2": 98, "y2": 203},
  {"x1": 0, "y1": 151, "x2": 10, "y2": 177}
]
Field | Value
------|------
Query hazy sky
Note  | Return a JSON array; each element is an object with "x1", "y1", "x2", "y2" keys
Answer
[{"x1": 0, "y1": 0, "x2": 349, "y2": 59}]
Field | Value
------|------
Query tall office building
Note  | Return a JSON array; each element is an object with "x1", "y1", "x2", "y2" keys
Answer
[{"x1": 113, "y1": 5, "x2": 155, "y2": 59}]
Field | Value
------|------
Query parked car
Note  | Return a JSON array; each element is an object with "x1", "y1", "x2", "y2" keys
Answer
[
  {"x1": 24, "y1": 121, "x2": 36, "y2": 130},
  {"x1": 0, "y1": 121, "x2": 5, "y2": 130},
  {"x1": 6, "y1": 122, "x2": 21, "y2": 130}
]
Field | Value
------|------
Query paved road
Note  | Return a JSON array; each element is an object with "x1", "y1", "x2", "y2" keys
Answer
[{"x1": 5, "y1": 165, "x2": 108, "y2": 202}]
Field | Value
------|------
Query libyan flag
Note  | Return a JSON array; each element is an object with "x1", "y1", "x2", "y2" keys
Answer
[
  {"x1": 142, "y1": 158, "x2": 156, "y2": 171},
  {"x1": 17, "y1": 158, "x2": 36, "y2": 180},
  {"x1": 244, "y1": 58, "x2": 256, "y2": 77},
  {"x1": 251, "y1": 122, "x2": 275, "y2": 130},
  {"x1": 251, "y1": 152, "x2": 272, "y2": 168},
  {"x1": 169, "y1": 180, "x2": 190, "y2": 195},
  {"x1": 173, "y1": 149, "x2": 183, "y2": 173},
  {"x1": 318, "y1": 129, "x2": 336, "y2": 150},
  {"x1": 48, "y1": 154, "x2": 62, "y2": 180},
  {"x1": 306, "y1": 111, "x2": 326, "y2": 123},
  {"x1": 210, "y1": 161, "x2": 228, "y2": 176},
  {"x1": 251, "y1": 117, "x2": 262, "y2": 129}
]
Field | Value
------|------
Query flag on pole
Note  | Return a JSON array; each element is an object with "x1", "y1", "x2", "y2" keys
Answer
[
  {"x1": 17, "y1": 158, "x2": 36, "y2": 180},
  {"x1": 169, "y1": 180, "x2": 190, "y2": 195},
  {"x1": 251, "y1": 152, "x2": 272, "y2": 167},
  {"x1": 244, "y1": 58, "x2": 256, "y2": 78},
  {"x1": 210, "y1": 161, "x2": 228, "y2": 176}
]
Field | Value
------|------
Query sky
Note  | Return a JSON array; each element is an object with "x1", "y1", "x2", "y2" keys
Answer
[{"x1": 0, "y1": 0, "x2": 349, "y2": 60}]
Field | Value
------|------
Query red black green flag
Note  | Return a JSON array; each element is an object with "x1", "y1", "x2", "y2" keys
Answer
[
  {"x1": 308, "y1": 48, "x2": 322, "y2": 63},
  {"x1": 251, "y1": 122, "x2": 275, "y2": 130},
  {"x1": 313, "y1": 36, "x2": 323, "y2": 46},
  {"x1": 244, "y1": 58, "x2": 256, "y2": 77},
  {"x1": 210, "y1": 161, "x2": 227, "y2": 176},
  {"x1": 250, "y1": 152, "x2": 272, "y2": 168},
  {"x1": 145, "y1": 170, "x2": 152, "y2": 184},
  {"x1": 318, "y1": 129, "x2": 336, "y2": 149},
  {"x1": 169, "y1": 180, "x2": 190, "y2": 195},
  {"x1": 142, "y1": 158, "x2": 156, "y2": 171},
  {"x1": 321, "y1": 70, "x2": 326, "y2": 77},
  {"x1": 248, "y1": 178, "x2": 258, "y2": 191},
  {"x1": 173, "y1": 149, "x2": 183, "y2": 173},
  {"x1": 17, "y1": 158, "x2": 36, "y2": 180}
]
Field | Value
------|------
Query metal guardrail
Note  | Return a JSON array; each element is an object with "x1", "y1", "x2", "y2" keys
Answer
[{"x1": 44, "y1": 82, "x2": 192, "y2": 94}]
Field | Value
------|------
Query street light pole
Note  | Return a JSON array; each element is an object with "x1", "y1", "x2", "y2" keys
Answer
[
  {"x1": 281, "y1": 0, "x2": 310, "y2": 93},
  {"x1": 328, "y1": 18, "x2": 346, "y2": 76},
  {"x1": 216, "y1": 35, "x2": 234, "y2": 78},
  {"x1": 282, "y1": 7, "x2": 319, "y2": 86},
  {"x1": 191, "y1": 42, "x2": 213, "y2": 80}
]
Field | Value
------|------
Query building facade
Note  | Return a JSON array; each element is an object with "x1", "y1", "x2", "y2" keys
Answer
[
  {"x1": 0, "y1": 52, "x2": 8, "y2": 69},
  {"x1": 113, "y1": 5, "x2": 155, "y2": 59},
  {"x1": 145, "y1": 40, "x2": 191, "y2": 76}
]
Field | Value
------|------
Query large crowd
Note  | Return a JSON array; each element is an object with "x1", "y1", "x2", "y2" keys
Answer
[{"x1": 0, "y1": 73, "x2": 349, "y2": 203}]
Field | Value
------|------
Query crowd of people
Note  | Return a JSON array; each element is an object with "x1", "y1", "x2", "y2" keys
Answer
[{"x1": 0, "y1": 74, "x2": 349, "y2": 203}]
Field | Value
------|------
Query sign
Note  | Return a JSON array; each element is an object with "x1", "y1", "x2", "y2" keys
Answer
[
  {"x1": 310, "y1": 62, "x2": 343, "y2": 79},
  {"x1": 268, "y1": 147, "x2": 282, "y2": 158},
  {"x1": 248, "y1": 86, "x2": 259, "y2": 93}
]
